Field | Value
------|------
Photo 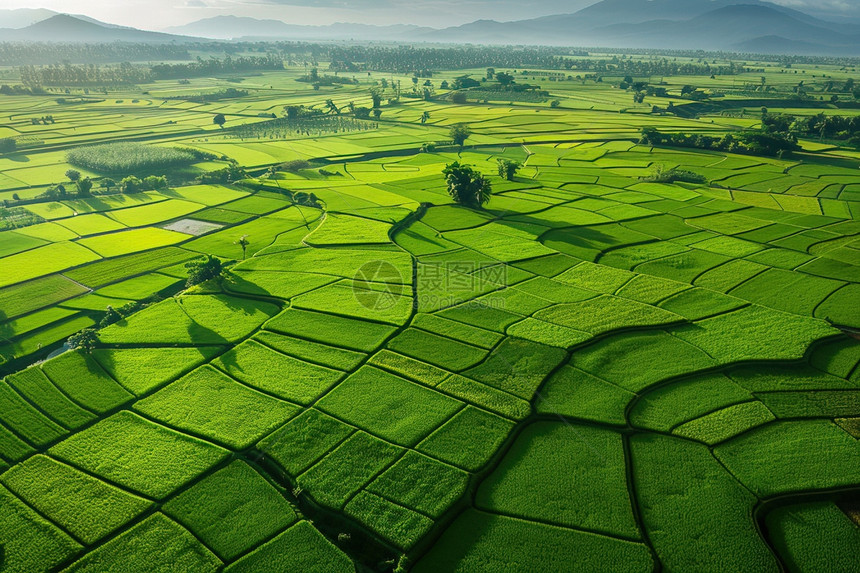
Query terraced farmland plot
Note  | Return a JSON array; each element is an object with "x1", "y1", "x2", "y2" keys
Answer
[
  {"x1": 135, "y1": 365, "x2": 299, "y2": 449},
  {"x1": 75, "y1": 227, "x2": 191, "y2": 258},
  {"x1": 105, "y1": 199, "x2": 203, "y2": 227},
  {"x1": 0, "y1": 242, "x2": 101, "y2": 288},
  {"x1": 3, "y1": 58, "x2": 860, "y2": 573}
]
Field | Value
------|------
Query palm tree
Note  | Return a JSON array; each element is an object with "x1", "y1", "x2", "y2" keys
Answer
[{"x1": 237, "y1": 235, "x2": 249, "y2": 259}]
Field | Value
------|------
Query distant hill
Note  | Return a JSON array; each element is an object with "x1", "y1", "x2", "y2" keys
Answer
[
  {"x1": 416, "y1": 0, "x2": 860, "y2": 54},
  {"x1": 0, "y1": 8, "x2": 56, "y2": 29},
  {"x1": 550, "y1": 0, "x2": 752, "y2": 27},
  {"x1": 581, "y1": 4, "x2": 860, "y2": 51},
  {"x1": 165, "y1": 15, "x2": 432, "y2": 41},
  {"x1": 164, "y1": 15, "x2": 297, "y2": 39},
  {"x1": 0, "y1": 14, "x2": 201, "y2": 43},
  {"x1": 1, "y1": 1, "x2": 858, "y2": 55}
]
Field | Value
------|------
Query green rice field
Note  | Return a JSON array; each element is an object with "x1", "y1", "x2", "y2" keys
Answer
[{"x1": 0, "y1": 48, "x2": 859, "y2": 573}]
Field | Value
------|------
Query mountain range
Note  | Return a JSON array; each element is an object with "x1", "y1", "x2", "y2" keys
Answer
[{"x1": 1, "y1": 0, "x2": 858, "y2": 55}]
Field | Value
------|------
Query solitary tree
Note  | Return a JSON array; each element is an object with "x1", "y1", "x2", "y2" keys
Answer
[
  {"x1": 65, "y1": 169, "x2": 81, "y2": 182},
  {"x1": 370, "y1": 88, "x2": 383, "y2": 109},
  {"x1": 496, "y1": 72, "x2": 515, "y2": 87},
  {"x1": 121, "y1": 176, "x2": 143, "y2": 193},
  {"x1": 449, "y1": 123, "x2": 472, "y2": 147},
  {"x1": 420, "y1": 111, "x2": 431, "y2": 124},
  {"x1": 237, "y1": 235, "x2": 249, "y2": 259},
  {"x1": 497, "y1": 159, "x2": 522, "y2": 181},
  {"x1": 76, "y1": 177, "x2": 93, "y2": 197},
  {"x1": 185, "y1": 255, "x2": 223, "y2": 287},
  {"x1": 213, "y1": 114, "x2": 226, "y2": 128},
  {"x1": 67, "y1": 328, "x2": 99, "y2": 353},
  {"x1": 443, "y1": 162, "x2": 492, "y2": 208},
  {"x1": 0, "y1": 137, "x2": 16, "y2": 153}
]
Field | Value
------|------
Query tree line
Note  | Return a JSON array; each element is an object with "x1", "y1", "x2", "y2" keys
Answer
[
  {"x1": 15, "y1": 54, "x2": 285, "y2": 87},
  {"x1": 640, "y1": 127, "x2": 800, "y2": 158},
  {"x1": 762, "y1": 111, "x2": 860, "y2": 147},
  {"x1": 326, "y1": 46, "x2": 749, "y2": 76}
]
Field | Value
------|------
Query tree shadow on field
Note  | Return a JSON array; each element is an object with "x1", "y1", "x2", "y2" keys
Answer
[
  {"x1": 222, "y1": 271, "x2": 272, "y2": 298},
  {"x1": 74, "y1": 197, "x2": 113, "y2": 212},
  {"x1": 156, "y1": 188, "x2": 183, "y2": 200},
  {"x1": 4, "y1": 153, "x2": 29, "y2": 164},
  {"x1": 0, "y1": 310, "x2": 14, "y2": 345},
  {"x1": 185, "y1": 316, "x2": 230, "y2": 346},
  {"x1": 176, "y1": 298, "x2": 231, "y2": 347},
  {"x1": 496, "y1": 212, "x2": 620, "y2": 253}
]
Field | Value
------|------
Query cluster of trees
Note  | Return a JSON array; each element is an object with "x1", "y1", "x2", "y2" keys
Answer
[
  {"x1": 0, "y1": 138, "x2": 16, "y2": 153},
  {"x1": 0, "y1": 84, "x2": 46, "y2": 95},
  {"x1": 30, "y1": 115, "x2": 56, "y2": 125},
  {"x1": 150, "y1": 55, "x2": 284, "y2": 80},
  {"x1": 326, "y1": 46, "x2": 578, "y2": 75},
  {"x1": 196, "y1": 164, "x2": 247, "y2": 185},
  {"x1": 186, "y1": 255, "x2": 223, "y2": 287},
  {"x1": 114, "y1": 175, "x2": 169, "y2": 193},
  {"x1": 641, "y1": 165, "x2": 707, "y2": 185},
  {"x1": 449, "y1": 124, "x2": 472, "y2": 147},
  {"x1": 578, "y1": 57, "x2": 746, "y2": 77},
  {"x1": 63, "y1": 169, "x2": 95, "y2": 196},
  {"x1": 497, "y1": 159, "x2": 522, "y2": 181},
  {"x1": 0, "y1": 43, "x2": 190, "y2": 67},
  {"x1": 228, "y1": 114, "x2": 377, "y2": 141},
  {"x1": 296, "y1": 68, "x2": 359, "y2": 89},
  {"x1": 19, "y1": 62, "x2": 151, "y2": 87},
  {"x1": 619, "y1": 77, "x2": 707, "y2": 103},
  {"x1": 17, "y1": 54, "x2": 287, "y2": 87},
  {"x1": 324, "y1": 47, "x2": 763, "y2": 77},
  {"x1": 39, "y1": 172, "x2": 169, "y2": 201},
  {"x1": 444, "y1": 162, "x2": 492, "y2": 208},
  {"x1": 763, "y1": 111, "x2": 860, "y2": 146},
  {"x1": 171, "y1": 88, "x2": 248, "y2": 103},
  {"x1": 640, "y1": 127, "x2": 799, "y2": 158},
  {"x1": 447, "y1": 73, "x2": 549, "y2": 104}
]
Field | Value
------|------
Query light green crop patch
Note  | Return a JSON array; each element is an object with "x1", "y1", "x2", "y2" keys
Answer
[
  {"x1": 135, "y1": 365, "x2": 299, "y2": 450},
  {"x1": 49, "y1": 411, "x2": 229, "y2": 499},
  {"x1": 163, "y1": 461, "x2": 297, "y2": 561},
  {"x1": 1, "y1": 455, "x2": 152, "y2": 545}
]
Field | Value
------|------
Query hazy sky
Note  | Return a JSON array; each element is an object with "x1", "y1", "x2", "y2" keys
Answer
[{"x1": 3, "y1": 0, "x2": 859, "y2": 29}]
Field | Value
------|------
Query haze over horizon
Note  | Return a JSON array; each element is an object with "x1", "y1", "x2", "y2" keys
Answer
[{"x1": 2, "y1": 0, "x2": 859, "y2": 31}]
